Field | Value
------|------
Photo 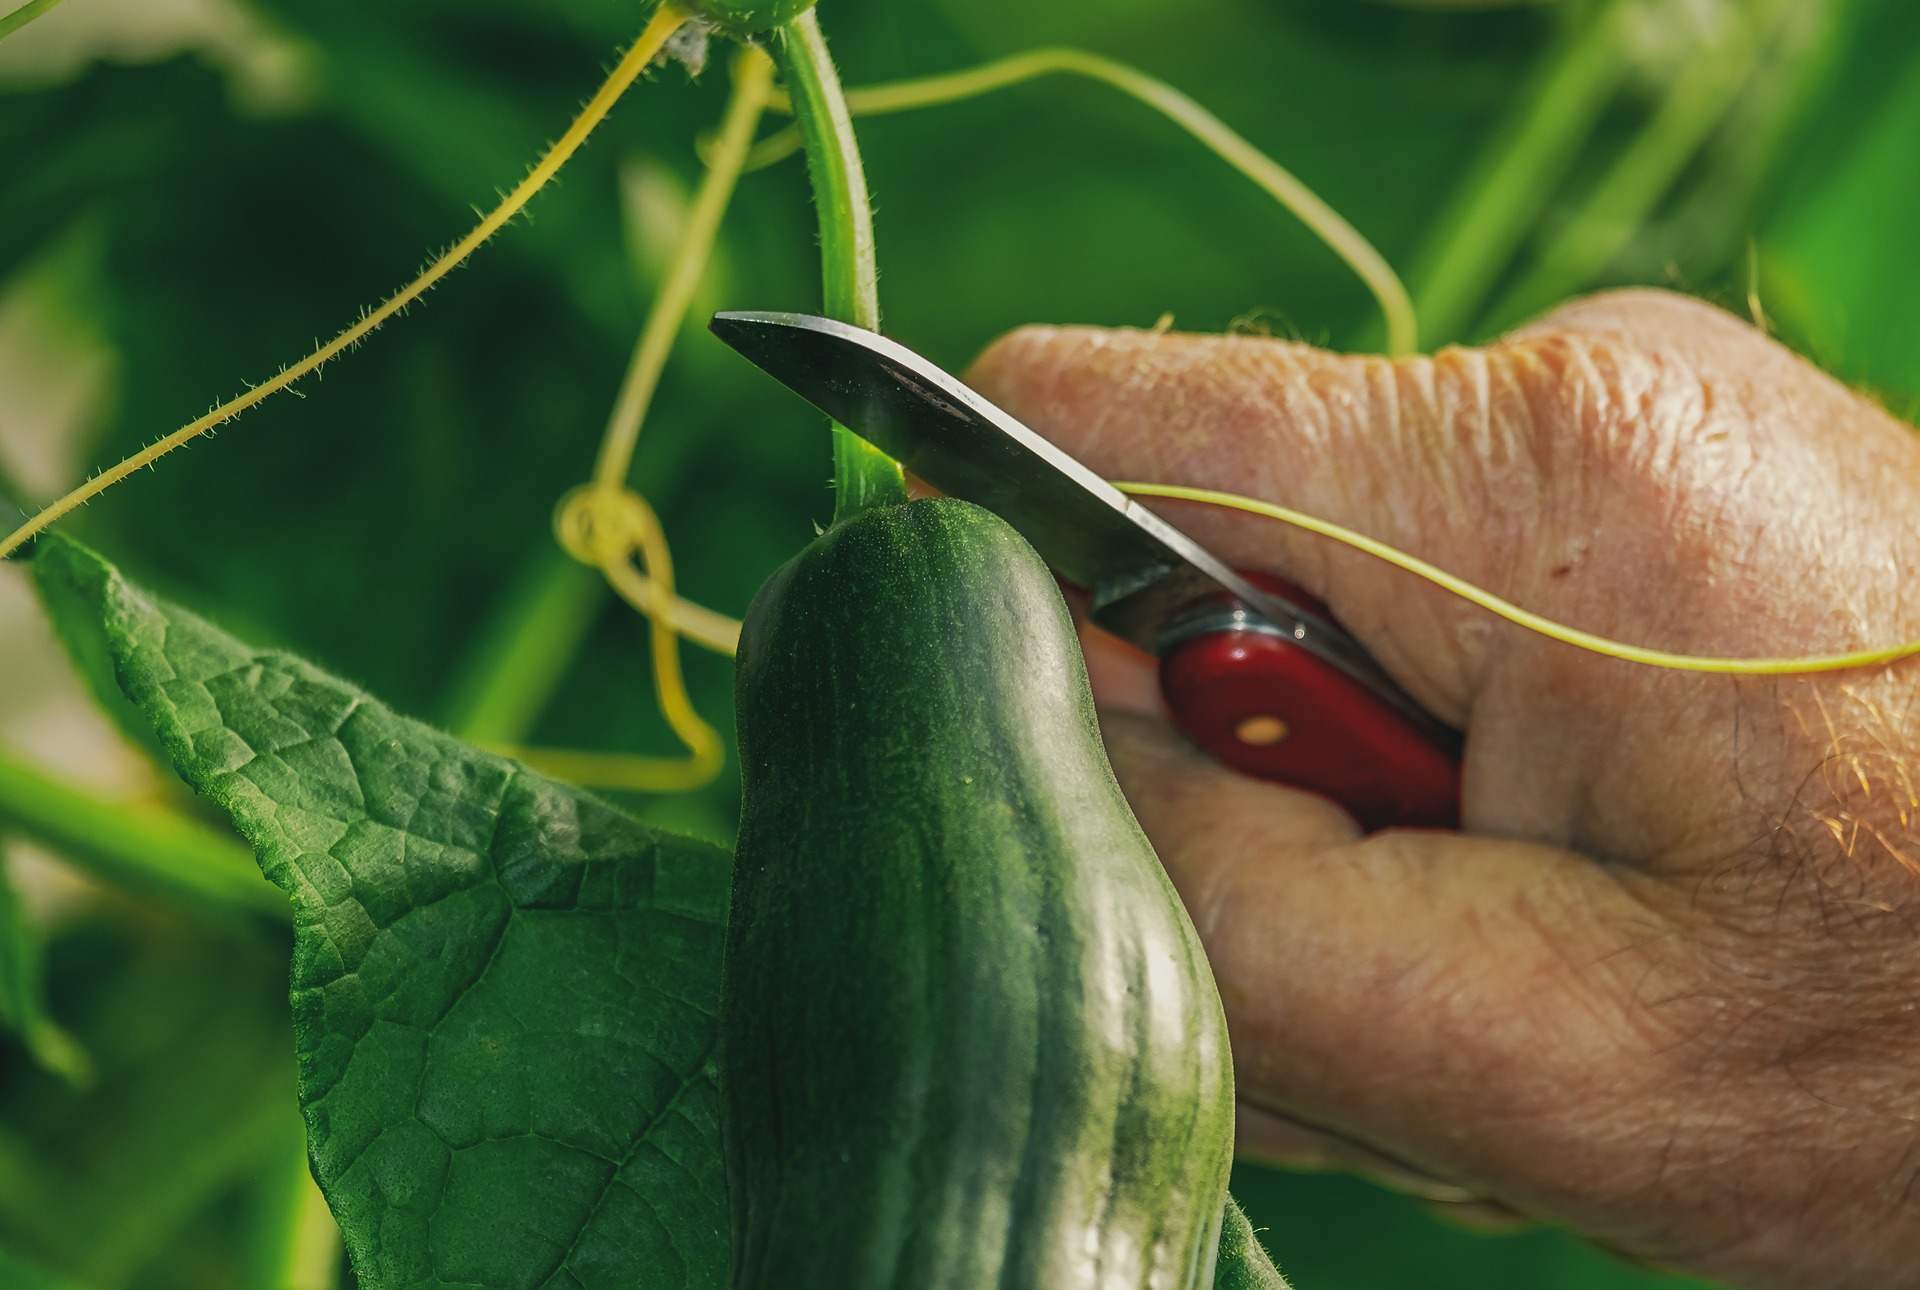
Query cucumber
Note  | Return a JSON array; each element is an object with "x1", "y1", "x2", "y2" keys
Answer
[
  {"x1": 682, "y1": 0, "x2": 817, "y2": 35},
  {"x1": 723, "y1": 498, "x2": 1235, "y2": 1288}
]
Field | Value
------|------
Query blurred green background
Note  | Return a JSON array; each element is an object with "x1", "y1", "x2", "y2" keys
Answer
[{"x1": 1, "y1": 0, "x2": 1916, "y2": 1284}]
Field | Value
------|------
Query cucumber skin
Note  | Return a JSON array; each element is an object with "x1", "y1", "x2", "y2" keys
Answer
[{"x1": 724, "y1": 498, "x2": 1235, "y2": 1289}]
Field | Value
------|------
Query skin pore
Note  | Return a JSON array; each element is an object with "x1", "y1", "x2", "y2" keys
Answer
[{"x1": 967, "y1": 289, "x2": 1920, "y2": 1290}]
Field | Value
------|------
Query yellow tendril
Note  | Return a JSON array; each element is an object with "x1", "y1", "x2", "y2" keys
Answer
[
  {"x1": 0, "y1": 3, "x2": 689, "y2": 562},
  {"x1": 536, "y1": 46, "x2": 771, "y2": 795},
  {"x1": 551, "y1": 485, "x2": 724, "y2": 792},
  {"x1": 754, "y1": 48, "x2": 1417, "y2": 356},
  {"x1": 594, "y1": 45, "x2": 775, "y2": 492},
  {"x1": 1117, "y1": 481, "x2": 1920, "y2": 676}
]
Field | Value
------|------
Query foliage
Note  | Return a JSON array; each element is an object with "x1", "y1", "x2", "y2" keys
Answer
[
  {"x1": 1, "y1": 0, "x2": 1917, "y2": 1285},
  {"x1": 35, "y1": 534, "x2": 733, "y2": 1288}
]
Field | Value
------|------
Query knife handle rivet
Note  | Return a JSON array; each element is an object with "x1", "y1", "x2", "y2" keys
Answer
[{"x1": 1234, "y1": 715, "x2": 1291, "y2": 747}]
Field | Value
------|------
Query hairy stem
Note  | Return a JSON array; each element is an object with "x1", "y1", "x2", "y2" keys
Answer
[
  {"x1": 0, "y1": 3, "x2": 688, "y2": 562},
  {"x1": 1483, "y1": 0, "x2": 1781, "y2": 332},
  {"x1": 1403, "y1": 0, "x2": 1636, "y2": 346},
  {"x1": 594, "y1": 43, "x2": 776, "y2": 490},
  {"x1": 445, "y1": 46, "x2": 771, "y2": 752},
  {"x1": 772, "y1": 10, "x2": 906, "y2": 519}
]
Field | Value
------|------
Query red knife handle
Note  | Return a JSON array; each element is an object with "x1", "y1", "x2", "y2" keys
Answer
[{"x1": 1158, "y1": 574, "x2": 1460, "y2": 832}]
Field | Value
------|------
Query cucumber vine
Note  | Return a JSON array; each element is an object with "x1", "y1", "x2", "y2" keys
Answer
[
  {"x1": 3, "y1": 0, "x2": 1903, "y2": 805},
  {"x1": 0, "y1": 0, "x2": 66, "y2": 42},
  {"x1": 770, "y1": 10, "x2": 909, "y2": 521},
  {"x1": 755, "y1": 48, "x2": 1419, "y2": 357}
]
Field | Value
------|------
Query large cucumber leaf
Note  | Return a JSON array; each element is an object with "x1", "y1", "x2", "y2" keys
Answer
[{"x1": 32, "y1": 534, "x2": 731, "y2": 1290}]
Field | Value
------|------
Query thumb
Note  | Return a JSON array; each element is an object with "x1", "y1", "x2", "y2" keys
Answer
[{"x1": 1095, "y1": 710, "x2": 1740, "y2": 1266}]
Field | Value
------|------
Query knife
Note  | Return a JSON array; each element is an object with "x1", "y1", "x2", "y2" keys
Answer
[{"x1": 708, "y1": 309, "x2": 1460, "y2": 831}]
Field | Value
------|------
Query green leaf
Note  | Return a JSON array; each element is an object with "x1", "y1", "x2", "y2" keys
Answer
[
  {"x1": 31, "y1": 534, "x2": 732, "y2": 1290},
  {"x1": 33, "y1": 533, "x2": 174, "y2": 767},
  {"x1": 1214, "y1": 1195, "x2": 1289, "y2": 1290}
]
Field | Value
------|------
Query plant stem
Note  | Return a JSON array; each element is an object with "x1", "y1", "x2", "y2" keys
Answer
[
  {"x1": 282, "y1": 1169, "x2": 341, "y2": 1290},
  {"x1": 0, "y1": 747, "x2": 286, "y2": 925},
  {"x1": 772, "y1": 10, "x2": 906, "y2": 521},
  {"x1": 442, "y1": 547, "x2": 608, "y2": 745},
  {"x1": 1114, "y1": 481, "x2": 1920, "y2": 675},
  {"x1": 1403, "y1": 0, "x2": 1635, "y2": 346},
  {"x1": 593, "y1": 43, "x2": 777, "y2": 491},
  {"x1": 268, "y1": 1146, "x2": 341, "y2": 1290},
  {"x1": 0, "y1": 0, "x2": 68, "y2": 42},
  {"x1": 1482, "y1": 0, "x2": 1777, "y2": 333},
  {"x1": 0, "y1": 844, "x2": 91, "y2": 1082}
]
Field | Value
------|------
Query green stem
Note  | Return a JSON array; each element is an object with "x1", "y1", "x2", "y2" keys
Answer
[
  {"x1": 1403, "y1": 0, "x2": 1636, "y2": 346},
  {"x1": 281, "y1": 1167, "x2": 341, "y2": 1290},
  {"x1": 442, "y1": 547, "x2": 607, "y2": 745},
  {"x1": 0, "y1": 0, "x2": 67, "y2": 42},
  {"x1": 1481, "y1": 0, "x2": 1776, "y2": 333},
  {"x1": 253, "y1": 1132, "x2": 341, "y2": 1290},
  {"x1": 1650, "y1": 0, "x2": 1842, "y2": 283},
  {"x1": 0, "y1": 748, "x2": 286, "y2": 925},
  {"x1": 772, "y1": 11, "x2": 906, "y2": 522},
  {"x1": 0, "y1": 843, "x2": 91, "y2": 1083},
  {"x1": 84, "y1": 1086, "x2": 295, "y2": 1285},
  {"x1": 593, "y1": 44, "x2": 776, "y2": 491}
]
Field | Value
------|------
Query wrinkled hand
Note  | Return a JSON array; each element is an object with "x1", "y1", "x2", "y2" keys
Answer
[{"x1": 968, "y1": 291, "x2": 1920, "y2": 1290}]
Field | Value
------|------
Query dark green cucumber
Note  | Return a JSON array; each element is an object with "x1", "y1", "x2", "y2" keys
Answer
[
  {"x1": 682, "y1": 0, "x2": 817, "y2": 35},
  {"x1": 723, "y1": 497, "x2": 1235, "y2": 1288}
]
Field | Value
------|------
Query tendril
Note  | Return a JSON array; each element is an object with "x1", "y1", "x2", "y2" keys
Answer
[
  {"x1": 0, "y1": 3, "x2": 690, "y2": 562},
  {"x1": 537, "y1": 484, "x2": 726, "y2": 793},
  {"x1": 1117, "y1": 481, "x2": 1920, "y2": 676},
  {"x1": 530, "y1": 45, "x2": 771, "y2": 795},
  {"x1": 748, "y1": 47, "x2": 1418, "y2": 356}
]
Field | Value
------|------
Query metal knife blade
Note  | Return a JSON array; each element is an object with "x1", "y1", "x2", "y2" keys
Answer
[{"x1": 708, "y1": 309, "x2": 1445, "y2": 739}]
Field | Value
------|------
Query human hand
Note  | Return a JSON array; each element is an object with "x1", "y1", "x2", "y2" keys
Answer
[{"x1": 968, "y1": 290, "x2": 1920, "y2": 1289}]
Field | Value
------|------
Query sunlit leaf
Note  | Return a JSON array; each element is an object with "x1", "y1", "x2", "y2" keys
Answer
[{"x1": 33, "y1": 535, "x2": 731, "y2": 1290}]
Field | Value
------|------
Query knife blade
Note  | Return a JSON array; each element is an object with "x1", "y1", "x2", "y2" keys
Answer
[{"x1": 709, "y1": 309, "x2": 1462, "y2": 827}]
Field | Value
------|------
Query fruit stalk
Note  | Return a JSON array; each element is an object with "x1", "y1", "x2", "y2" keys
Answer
[{"x1": 771, "y1": 10, "x2": 907, "y2": 521}]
